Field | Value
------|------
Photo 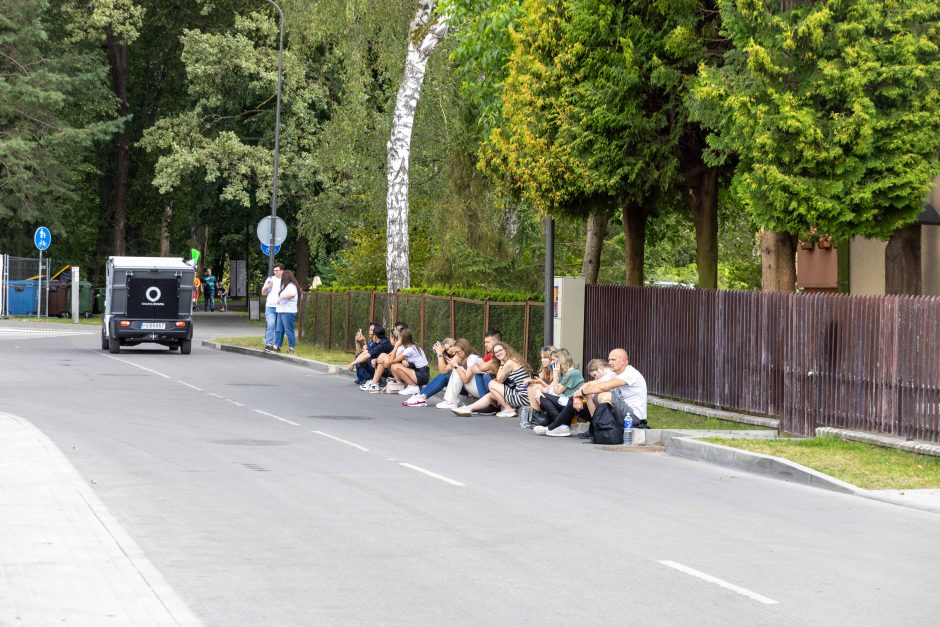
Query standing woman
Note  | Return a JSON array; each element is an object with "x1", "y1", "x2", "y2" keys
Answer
[{"x1": 273, "y1": 269, "x2": 300, "y2": 354}]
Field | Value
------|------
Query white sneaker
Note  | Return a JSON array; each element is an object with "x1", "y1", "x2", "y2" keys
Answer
[
  {"x1": 402, "y1": 396, "x2": 427, "y2": 407},
  {"x1": 451, "y1": 406, "x2": 473, "y2": 417},
  {"x1": 359, "y1": 381, "x2": 379, "y2": 391},
  {"x1": 398, "y1": 385, "x2": 420, "y2": 396},
  {"x1": 546, "y1": 425, "x2": 571, "y2": 437},
  {"x1": 533, "y1": 426, "x2": 549, "y2": 435},
  {"x1": 436, "y1": 399, "x2": 457, "y2": 409},
  {"x1": 495, "y1": 409, "x2": 517, "y2": 418}
]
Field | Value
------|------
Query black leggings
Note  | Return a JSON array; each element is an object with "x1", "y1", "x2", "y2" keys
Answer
[{"x1": 546, "y1": 399, "x2": 591, "y2": 431}]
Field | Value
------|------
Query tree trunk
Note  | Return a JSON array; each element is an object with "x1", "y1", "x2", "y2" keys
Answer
[
  {"x1": 106, "y1": 27, "x2": 130, "y2": 256},
  {"x1": 191, "y1": 225, "x2": 208, "y2": 275},
  {"x1": 159, "y1": 205, "x2": 172, "y2": 256},
  {"x1": 295, "y1": 235, "x2": 310, "y2": 289},
  {"x1": 680, "y1": 126, "x2": 719, "y2": 289},
  {"x1": 759, "y1": 229, "x2": 796, "y2": 291},
  {"x1": 623, "y1": 204, "x2": 648, "y2": 286},
  {"x1": 885, "y1": 223, "x2": 921, "y2": 295},
  {"x1": 582, "y1": 207, "x2": 610, "y2": 284},
  {"x1": 385, "y1": 0, "x2": 449, "y2": 293}
]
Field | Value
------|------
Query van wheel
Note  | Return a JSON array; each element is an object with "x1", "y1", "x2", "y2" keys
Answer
[
  {"x1": 101, "y1": 331, "x2": 108, "y2": 350},
  {"x1": 180, "y1": 339, "x2": 192, "y2": 355},
  {"x1": 108, "y1": 337, "x2": 121, "y2": 354}
]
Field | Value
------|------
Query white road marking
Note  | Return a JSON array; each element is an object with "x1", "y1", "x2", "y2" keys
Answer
[
  {"x1": 312, "y1": 431, "x2": 370, "y2": 452},
  {"x1": 253, "y1": 409, "x2": 300, "y2": 426},
  {"x1": 398, "y1": 463, "x2": 465, "y2": 487},
  {"x1": 657, "y1": 560, "x2": 779, "y2": 605},
  {"x1": 225, "y1": 399, "x2": 245, "y2": 407},
  {"x1": 94, "y1": 352, "x2": 172, "y2": 379},
  {"x1": 177, "y1": 380, "x2": 202, "y2": 391},
  {"x1": 208, "y1": 393, "x2": 222, "y2": 398}
]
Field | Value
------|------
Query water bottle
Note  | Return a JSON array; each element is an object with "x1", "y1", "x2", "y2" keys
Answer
[
  {"x1": 623, "y1": 415, "x2": 634, "y2": 445},
  {"x1": 519, "y1": 406, "x2": 530, "y2": 429}
]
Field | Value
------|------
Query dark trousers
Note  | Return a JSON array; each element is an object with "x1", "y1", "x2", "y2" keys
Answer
[
  {"x1": 545, "y1": 398, "x2": 591, "y2": 431},
  {"x1": 355, "y1": 362, "x2": 376, "y2": 383}
]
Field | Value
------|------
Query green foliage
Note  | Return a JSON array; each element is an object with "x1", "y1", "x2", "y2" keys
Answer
[
  {"x1": 0, "y1": 0, "x2": 119, "y2": 251},
  {"x1": 314, "y1": 284, "x2": 542, "y2": 302},
  {"x1": 689, "y1": 0, "x2": 940, "y2": 241}
]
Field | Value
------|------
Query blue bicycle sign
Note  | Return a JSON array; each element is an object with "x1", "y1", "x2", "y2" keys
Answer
[{"x1": 34, "y1": 226, "x2": 51, "y2": 251}]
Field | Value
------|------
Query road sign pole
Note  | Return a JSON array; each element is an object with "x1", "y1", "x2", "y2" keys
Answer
[{"x1": 37, "y1": 250, "x2": 42, "y2": 318}]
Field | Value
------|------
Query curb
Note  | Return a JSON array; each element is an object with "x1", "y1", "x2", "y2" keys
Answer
[
  {"x1": 649, "y1": 395, "x2": 778, "y2": 429},
  {"x1": 665, "y1": 436, "x2": 940, "y2": 515},
  {"x1": 201, "y1": 340, "x2": 344, "y2": 375}
]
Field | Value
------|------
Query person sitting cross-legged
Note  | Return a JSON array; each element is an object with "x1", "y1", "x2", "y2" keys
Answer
[
  {"x1": 354, "y1": 325, "x2": 393, "y2": 391},
  {"x1": 452, "y1": 342, "x2": 529, "y2": 418}
]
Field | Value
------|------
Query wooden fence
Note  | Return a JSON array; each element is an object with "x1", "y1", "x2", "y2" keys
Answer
[
  {"x1": 584, "y1": 285, "x2": 940, "y2": 441},
  {"x1": 298, "y1": 290, "x2": 545, "y2": 366}
]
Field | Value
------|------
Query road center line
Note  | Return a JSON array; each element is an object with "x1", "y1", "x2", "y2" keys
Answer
[
  {"x1": 225, "y1": 399, "x2": 245, "y2": 407},
  {"x1": 657, "y1": 560, "x2": 779, "y2": 605},
  {"x1": 398, "y1": 462, "x2": 465, "y2": 487},
  {"x1": 311, "y1": 431, "x2": 370, "y2": 452},
  {"x1": 177, "y1": 380, "x2": 202, "y2": 391},
  {"x1": 94, "y1": 352, "x2": 172, "y2": 379},
  {"x1": 253, "y1": 409, "x2": 300, "y2": 426},
  {"x1": 208, "y1": 393, "x2": 222, "y2": 398}
]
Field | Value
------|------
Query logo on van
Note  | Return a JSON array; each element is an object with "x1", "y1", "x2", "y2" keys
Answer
[{"x1": 145, "y1": 287, "x2": 163, "y2": 303}]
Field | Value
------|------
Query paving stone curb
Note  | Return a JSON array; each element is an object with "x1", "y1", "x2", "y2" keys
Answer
[
  {"x1": 649, "y1": 395, "x2": 779, "y2": 428},
  {"x1": 201, "y1": 340, "x2": 343, "y2": 375}
]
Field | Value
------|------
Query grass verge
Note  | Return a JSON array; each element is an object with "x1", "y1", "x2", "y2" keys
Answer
[
  {"x1": 10, "y1": 315, "x2": 101, "y2": 326},
  {"x1": 648, "y1": 404, "x2": 773, "y2": 431},
  {"x1": 213, "y1": 336, "x2": 353, "y2": 365},
  {"x1": 702, "y1": 435, "x2": 940, "y2": 490}
]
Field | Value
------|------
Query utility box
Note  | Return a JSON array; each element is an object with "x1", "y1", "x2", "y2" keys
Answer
[
  {"x1": 552, "y1": 276, "x2": 586, "y2": 368},
  {"x1": 102, "y1": 256, "x2": 196, "y2": 354}
]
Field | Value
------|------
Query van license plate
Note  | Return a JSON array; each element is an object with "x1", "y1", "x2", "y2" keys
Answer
[{"x1": 141, "y1": 322, "x2": 165, "y2": 330}]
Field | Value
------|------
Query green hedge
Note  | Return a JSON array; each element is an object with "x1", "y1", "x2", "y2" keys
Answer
[{"x1": 316, "y1": 284, "x2": 543, "y2": 303}]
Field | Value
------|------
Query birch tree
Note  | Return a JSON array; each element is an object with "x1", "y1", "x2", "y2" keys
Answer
[{"x1": 385, "y1": 1, "x2": 450, "y2": 293}]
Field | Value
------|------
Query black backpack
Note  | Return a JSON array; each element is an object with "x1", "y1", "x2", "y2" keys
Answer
[{"x1": 591, "y1": 402, "x2": 624, "y2": 445}]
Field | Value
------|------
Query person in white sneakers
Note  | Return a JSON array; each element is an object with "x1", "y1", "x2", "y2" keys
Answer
[
  {"x1": 535, "y1": 348, "x2": 646, "y2": 437},
  {"x1": 452, "y1": 343, "x2": 529, "y2": 417},
  {"x1": 401, "y1": 338, "x2": 457, "y2": 407},
  {"x1": 388, "y1": 328, "x2": 429, "y2": 397},
  {"x1": 437, "y1": 338, "x2": 483, "y2": 409}
]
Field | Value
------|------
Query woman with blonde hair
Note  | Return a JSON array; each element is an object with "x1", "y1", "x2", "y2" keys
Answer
[
  {"x1": 528, "y1": 348, "x2": 585, "y2": 426},
  {"x1": 453, "y1": 342, "x2": 530, "y2": 418}
]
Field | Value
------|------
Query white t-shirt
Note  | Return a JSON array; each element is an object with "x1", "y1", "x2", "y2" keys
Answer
[
  {"x1": 400, "y1": 344, "x2": 428, "y2": 369},
  {"x1": 264, "y1": 276, "x2": 281, "y2": 308},
  {"x1": 613, "y1": 365, "x2": 647, "y2": 422},
  {"x1": 275, "y1": 283, "x2": 298, "y2": 313},
  {"x1": 465, "y1": 354, "x2": 483, "y2": 370}
]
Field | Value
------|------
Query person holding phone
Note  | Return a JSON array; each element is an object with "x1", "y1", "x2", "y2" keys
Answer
[{"x1": 260, "y1": 263, "x2": 284, "y2": 351}]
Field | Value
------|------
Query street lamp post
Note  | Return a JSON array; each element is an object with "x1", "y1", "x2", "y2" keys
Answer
[{"x1": 264, "y1": 0, "x2": 284, "y2": 278}]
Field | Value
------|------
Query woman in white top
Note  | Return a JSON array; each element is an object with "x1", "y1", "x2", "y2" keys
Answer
[
  {"x1": 272, "y1": 269, "x2": 300, "y2": 354},
  {"x1": 389, "y1": 328, "x2": 430, "y2": 396}
]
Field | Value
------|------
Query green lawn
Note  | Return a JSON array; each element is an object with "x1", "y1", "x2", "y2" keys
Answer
[
  {"x1": 647, "y1": 404, "x2": 773, "y2": 431},
  {"x1": 10, "y1": 315, "x2": 101, "y2": 327},
  {"x1": 703, "y1": 435, "x2": 940, "y2": 490},
  {"x1": 213, "y1": 336, "x2": 354, "y2": 364}
]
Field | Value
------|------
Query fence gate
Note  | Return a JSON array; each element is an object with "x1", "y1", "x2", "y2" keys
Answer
[{"x1": 1, "y1": 255, "x2": 52, "y2": 317}]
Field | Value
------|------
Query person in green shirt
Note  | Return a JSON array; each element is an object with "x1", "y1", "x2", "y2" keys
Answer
[{"x1": 529, "y1": 348, "x2": 585, "y2": 426}]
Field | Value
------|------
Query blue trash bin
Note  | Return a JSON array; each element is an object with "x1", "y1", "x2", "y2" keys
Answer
[{"x1": 7, "y1": 280, "x2": 39, "y2": 315}]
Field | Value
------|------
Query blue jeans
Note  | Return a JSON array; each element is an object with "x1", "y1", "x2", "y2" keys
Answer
[
  {"x1": 421, "y1": 373, "x2": 450, "y2": 398},
  {"x1": 355, "y1": 362, "x2": 375, "y2": 384},
  {"x1": 275, "y1": 312, "x2": 296, "y2": 349},
  {"x1": 265, "y1": 306, "x2": 278, "y2": 346},
  {"x1": 204, "y1": 292, "x2": 215, "y2": 311},
  {"x1": 475, "y1": 373, "x2": 492, "y2": 397}
]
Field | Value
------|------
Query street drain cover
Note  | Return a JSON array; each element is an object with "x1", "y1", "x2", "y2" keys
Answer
[
  {"x1": 210, "y1": 439, "x2": 290, "y2": 446},
  {"x1": 307, "y1": 415, "x2": 373, "y2": 421}
]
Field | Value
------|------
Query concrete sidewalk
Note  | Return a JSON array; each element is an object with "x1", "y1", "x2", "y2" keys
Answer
[{"x1": 0, "y1": 411, "x2": 201, "y2": 626}]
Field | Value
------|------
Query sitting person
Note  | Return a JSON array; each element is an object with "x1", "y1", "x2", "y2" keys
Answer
[
  {"x1": 529, "y1": 348, "x2": 585, "y2": 426},
  {"x1": 452, "y1": 342, "x2": 529, "y2": 418},
  {"x1": 465, "y1": 329, "x2": 501, "y2": 397},
  {"x1": 348, "y1": 321, "x2": 383, "y2": 384},
  {"x1": 388, "y1": 327, "x2": 429, "y2": 396},
  {"x1": 361, "y1": 321, "x2": 408, "y2": 392},
  {"x1": 534, "y1": 348, "x2": 646, "y2": 438},
  {"x1": 525, "y1": 345, "x2": 558, "y2": 414},
  {"x1": 355, "y1": 325, "x2": 394, "y2": 391},
  {"x1": 400, "y1": 337, "x2": 455, "y2": 404},
  {"x1": 435, "y1": 338, "x2": 482, "y2": 410}
]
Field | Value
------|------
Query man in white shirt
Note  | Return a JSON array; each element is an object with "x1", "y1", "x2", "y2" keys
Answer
[
  {"x1": 260, "y1": 263, "x2": 284, "y2": 350},
  {"x1": 571, "y1": 348, "x2": 647, "y2": 422}
]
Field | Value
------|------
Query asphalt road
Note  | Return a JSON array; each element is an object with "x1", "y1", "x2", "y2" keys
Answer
[{"x1": 2, "y1": 314, "x2": 939, "y2": 626}]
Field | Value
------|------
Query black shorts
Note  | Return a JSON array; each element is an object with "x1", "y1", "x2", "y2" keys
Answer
[{"x1": 414, "y1": 365, "x2": 430, "y2": 386}]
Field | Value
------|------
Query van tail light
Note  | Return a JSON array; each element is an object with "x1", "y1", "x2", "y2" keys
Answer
[
  {"x1": 175, "y1": 321, "x2": 186, "y2": 328},
  {"x1": 119, "y1": 320, "x2": 130, "y2": 327}
]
